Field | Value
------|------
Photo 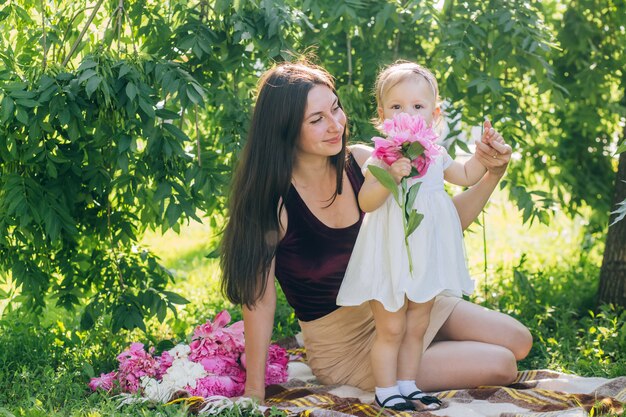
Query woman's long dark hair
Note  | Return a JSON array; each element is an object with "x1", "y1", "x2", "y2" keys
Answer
[{"x1": 220, "y1": 61, "x2": 348, "y2": 307}]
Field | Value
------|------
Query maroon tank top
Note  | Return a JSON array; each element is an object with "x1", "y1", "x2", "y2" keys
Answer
[{"x1": 275, "y1": 153, "x2": 365, "y2": 322}]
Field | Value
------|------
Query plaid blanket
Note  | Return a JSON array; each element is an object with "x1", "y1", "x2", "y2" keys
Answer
[{"x1": 260, "y1": 349, "x2": 625, "y2": 417}]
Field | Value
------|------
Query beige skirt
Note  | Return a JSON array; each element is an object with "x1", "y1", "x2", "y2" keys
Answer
[{"x1": 299, "y1": 295, "x2": 461, "y2": 391}]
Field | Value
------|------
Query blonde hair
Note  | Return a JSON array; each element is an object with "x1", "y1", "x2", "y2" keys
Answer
[{"x1": 374, "y1": 60, "x2": 439, "y2": 114}]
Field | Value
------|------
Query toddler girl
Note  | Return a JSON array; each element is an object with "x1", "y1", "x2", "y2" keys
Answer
[{"x1": 337, "y1": 61, "x2": 502, "y2": 411}]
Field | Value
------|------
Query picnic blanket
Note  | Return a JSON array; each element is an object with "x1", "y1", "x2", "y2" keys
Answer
[{"x1": 259, "y1": 347, "x2": 626, "y2": 417}]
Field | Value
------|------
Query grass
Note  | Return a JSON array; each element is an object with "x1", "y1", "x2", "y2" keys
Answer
[{"x1": 0, "y1": 188, "x2": 625, "y2": 416}]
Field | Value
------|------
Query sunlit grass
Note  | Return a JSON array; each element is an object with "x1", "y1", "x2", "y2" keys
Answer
[{"x1": 463, "y1": 187, "x2": 603, "y2": 294}]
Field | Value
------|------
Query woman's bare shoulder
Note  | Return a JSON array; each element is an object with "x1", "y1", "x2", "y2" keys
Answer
[{"x1": 348, "y1": 144, "x2": 373, "y2": 167}]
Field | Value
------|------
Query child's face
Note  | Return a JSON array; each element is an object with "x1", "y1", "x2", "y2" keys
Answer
[{"x1": 378, "y1": 76, "x2": 439, "y2": 125}]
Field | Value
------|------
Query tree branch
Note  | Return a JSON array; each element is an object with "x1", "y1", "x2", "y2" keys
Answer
[
  {"x1": 346, "y1": 32, "x2": 352, "y2": 85},
  {"x1": 62, "y1": 0, "x2": 105, "y2": 67},
  {"x1": 41, "y1": 0, "x2": 47, "y2": 71}
]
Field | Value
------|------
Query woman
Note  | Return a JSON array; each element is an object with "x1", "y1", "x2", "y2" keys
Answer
[{"x1": 220, "y1": 60, "x2": 532, "y2": 401}]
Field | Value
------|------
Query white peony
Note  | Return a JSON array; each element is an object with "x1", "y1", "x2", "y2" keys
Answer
[
  {"x1": 160, "y1": 358, "x2": 208, "y2": 391},
  {"x1": 140, "y1": 376, "x2": 175, "y2": 403},
  {"x1": 168, "y1": 343, "x2": 191, "y2": 360}
]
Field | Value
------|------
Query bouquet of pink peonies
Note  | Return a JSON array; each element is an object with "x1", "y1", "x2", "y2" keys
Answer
[
  {"x1": 88, "y1": 310, "x2": 288, "y2": 402},
  {"x1": 368, "y1": 113, "x2": 440, "y2": 273}
]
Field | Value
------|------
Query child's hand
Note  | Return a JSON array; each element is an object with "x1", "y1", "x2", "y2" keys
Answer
[
  {"x1": 481, "y1": 119, "x2": 504, "y2": 145},
  {"x1": 389, "y1": 157, "x2": 412, "y2": 184}
]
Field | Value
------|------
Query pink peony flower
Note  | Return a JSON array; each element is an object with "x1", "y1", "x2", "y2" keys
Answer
[
  {"x1": 116, "y1": 342, "x2": 160, "y2": 393},
  {"x1": 372, "y1": 113, "x2": 440, "y2": 178},
  {"x1": 156, "y1": 350, "x2": 173, "y2": 379},
  {"x1": 372, "y1": 137, "x2": 403, "y2": 166},
  {"x1": 188, "y1": 375, "x2": 245, "y2": 398},
  {"x1": 189, "y1": 311, "x2": 245, "y2": 362},
  {"x1": 87, "y1": 310, "x2": 290, "y2": 402},
  {"x1": 381, "y1": 113, "x2": 438, "y2": 143},
  {"x1": 89, "y1": 371, "x2": 117, "y2": 392},
  {"x1": 267, "y1": 345, "x2": 289, "y2": 368},
  {"x1": 200, "y1": 355, "x2": 245, "y2": 383},
  {"x1": 265, "y1": 363, "x2": 288, "y2": 385}
]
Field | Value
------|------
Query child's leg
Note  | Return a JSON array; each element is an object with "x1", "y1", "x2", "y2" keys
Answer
[
  {"x1": 397, "y1": 299, "x2": 433, "y2": 381},
  {"x1": 370, "y1": 300, "x2": 408, "y2": 408},
  {"x1": 397, "y1": 299, "x2": 441, "y2": 409}
]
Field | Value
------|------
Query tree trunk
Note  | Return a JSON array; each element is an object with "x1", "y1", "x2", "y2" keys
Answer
[{"x1": 598, "y1": 124, "x2": 626, "y2": 307}]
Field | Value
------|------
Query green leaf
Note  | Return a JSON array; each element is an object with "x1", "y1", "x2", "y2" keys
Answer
[
  {"x1": 7, "y1": 89, "x2": 35, "y2": 99},
  {"x1": 163, "y1": 122, "x2": 190, "y2": 142},
  {"x1": 368, "y1": 165, "x2": 399, "y2": 203},
  {"x1": 80, "y1": 310, "x2": 95, "y2": 330},
  {"x1": 156, "y1": 299, "x2": 167, "y2": 322},
  {"x1": 117, "y1": 153, "x2": 129, "y2": 172},
  {"x1": 1, "y1": 96, "x2": 14, "y2": 122},
  {"x1": 186, "y1": 84, "x2": 203, "y2": 105},
  {"x1": 154, "y1": 182, "x2": 172, "y2": 201},
  {"x1": 138, "y1": 98, "x2": 155, "y2": 118},
  {"x1": 405, "y1": 211, "x2": 424, "y2": 237},
  {"x1": 67, "y1": 120, "x2": 80, "y2": 141},
  {"x1": 59, "y1": 106, "x2": 70, "y2": 125},
  {"x1": 615, "y1": 140, "x2": 626, "y2": 155},
  {"x1": 82, "y1": 363, "x2": 95, "y2": 379},
  {"x1": 15, "y1": 106, "x2": 28, "y2": 125},
  {"x1": 125, "y1": 82, "x2": 137, "y2": 101},
  {"x1": 118, "y1": 135, "x2": 132, "y2": 153},
  {"x1": 155, "y1": 339, "x2": 176, "y2": 354},
  {"x1": 406, "y1": 182, "x2": 422, "y2": 215},
  {"x1": 78, "y1": 59, "x2": 98, "y2": 71},
  {"x1": 155, "y1": 108, "x2": 181, "y2": 120},
  {"x1": 165, "y1": 200, "x2": 182, "y2": 226},
  {"x1": 15, "y1": 98, "x2": 38, "y2": 108},
  {"x1": 46, "y1": 160, "x2": 58, "y2": 178},
  {"x1": 455, "y1": 139, "x2": 471, "y2": 154},
  {"x1": 405, "y1": 141, "x2": 425, "y2": 160},
  {"x1": 85, "y1": 76, "x2": 101, "y2": 98},
  {"x1": 118, "y1": 64, "x2": 131, "y2": 79},
  {"x1": 162, "y1": 290, "x2": 190, "y2": 305},
  {"x1": 78, "y1": 69, "x2": 97, "y2": 83}
]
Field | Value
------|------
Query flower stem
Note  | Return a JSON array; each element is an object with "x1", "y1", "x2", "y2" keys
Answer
[{"x1": 401, "y1": 179, "x2": 414, "y2": 274}]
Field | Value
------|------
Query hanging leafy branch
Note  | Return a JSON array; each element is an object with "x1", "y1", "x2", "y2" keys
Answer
[
  {"x1": 0, "y1": 49, "x2": 214, "y2": 331},
  {"x1": 1, "y1": 0, "x2": 624, "y2": 327},
  {"x1": 434, "y1": 0, "x2": 561, "y2": 225}
]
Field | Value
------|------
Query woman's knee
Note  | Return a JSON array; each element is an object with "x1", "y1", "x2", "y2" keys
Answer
[
  {"x1": 488, "y1": 348, "x2": 519, "y2": 386},
  {"x1": 509, "y1": 322, "x2": 533, "y2": 360}
]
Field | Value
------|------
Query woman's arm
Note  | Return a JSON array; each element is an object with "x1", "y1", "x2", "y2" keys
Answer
[
  {"x1": 453, "y1": 139, "x2": 512, "y2": 230},
  {"x1": 242, "y1": 262, "x2": 277, "y2": 401}
]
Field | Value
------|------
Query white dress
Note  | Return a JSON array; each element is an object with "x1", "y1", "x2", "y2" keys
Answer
[{"x1": 336, "y1": 147, "x2": 474, "y2": 312}]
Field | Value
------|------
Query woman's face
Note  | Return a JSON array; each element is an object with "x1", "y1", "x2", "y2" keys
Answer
[
  {"x1": 378, "y1": 75, "x2": 439, "y2": 125},
  {"x1": 297, "y1": 85, "x2": 346, "y2": 157}
]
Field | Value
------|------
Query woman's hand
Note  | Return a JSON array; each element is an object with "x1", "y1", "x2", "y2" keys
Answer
[
  {"x1": 242, "y1": 388, "x2": 265, "y2": 403},
  {"x1": 474, "y1": 120, "x2": 512, "y2": 177}
]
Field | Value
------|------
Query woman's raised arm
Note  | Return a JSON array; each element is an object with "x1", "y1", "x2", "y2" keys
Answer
[
  {"x1": 452, "y1": 139, "x2": 512, "y2": 230},
  {"x1": 242, "y1": 260, "x2": 277, "y2": 401}
]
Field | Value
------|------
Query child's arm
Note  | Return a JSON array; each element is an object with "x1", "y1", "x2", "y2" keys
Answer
[
  {"x1": 443, "y1": 156, "x2": 487, "y2": 187},
  {"x1": 359, "y1": 157, "x2": 411, "y2": 212},
  {"x1": 445, "y1": 119, "x2": 505, "y2": 187}
]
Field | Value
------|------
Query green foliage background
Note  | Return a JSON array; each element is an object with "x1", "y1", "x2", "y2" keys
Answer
[{"x1": 0, "y1": 0, "x2": 624, "y2": 331}]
